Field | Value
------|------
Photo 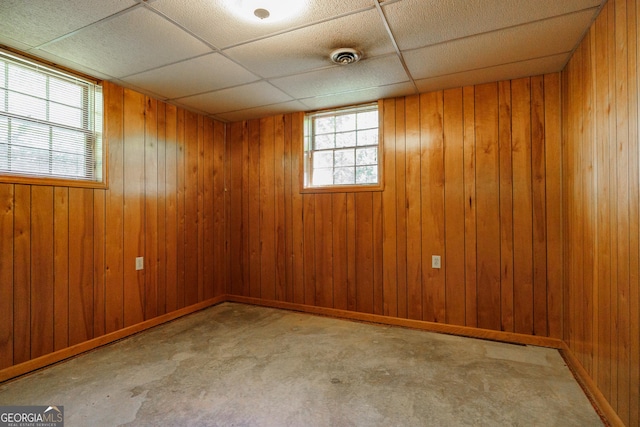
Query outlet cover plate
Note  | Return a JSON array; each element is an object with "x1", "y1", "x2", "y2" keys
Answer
[
  {"x1": 135, "y1": 257, "x2": 144, "y2": 271},
  {"x1": 432, "y1": 255, "x2": 441, "y2": 269}
]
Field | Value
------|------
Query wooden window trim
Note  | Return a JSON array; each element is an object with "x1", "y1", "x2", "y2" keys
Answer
[
  {"x1": 300, "y1": 99, "x2": 385, "y2": 194},
  {"x1": 0, "y1": 46, "x2": 107, "y2": 189}
]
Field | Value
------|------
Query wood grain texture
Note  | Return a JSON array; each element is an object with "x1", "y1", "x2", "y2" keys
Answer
[
  {"x1": 53, "y1": 187, "x2": 69, "y2": 351},
  {"x1": 382, "y1": 98, "x2": 398, "y2": 317},
  {"x1": 144, "y1": 96, "x2": 158, "y2": 320},
  {"x1": 123, "y1": 89, "x2": 145, "y2": 327},
  {"x1": 68, "y1": 188, "x2": 94, "y2": 346},
  {"x1": 562, "y1": 0, "x2": 640, "y2": 424},
  {"x1": 420, "y1": 91, "x2": 445, "y2": 323},
  {"x1": 13, "y1": 185, "x2": 30, "y2": 364},
  {"x1": 104, "y1": 81, "x2": 125, "y2": 333},
  {"x1": 0, "y1": 184, "x2": 14, "y2": 369},
  {"x1": 443, "y1": 88, "x2": 465, "y2": 326},
  {"x1": 474, "y1": 83, "x2": 501, "y2": 331},
  {"x1": 498, "y1": 80, "x2": 515, "y2": 333},
  {"x1": 511, "y1": 78, "x2": 534, "y2": 335},
  {"x1": 226, "y1": 75, "x2": 563, "y2": 346},
  {"x1": 30, "y1": 186, "x2": 54, "y2": 358},
  {"x1": 0, "y1": 82, "x2": 227, "y2": 373}
]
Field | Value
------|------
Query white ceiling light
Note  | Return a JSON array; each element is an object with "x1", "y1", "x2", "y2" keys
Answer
[{"x1": 231, "y1": 0, "x2": 306, "y2": 23}]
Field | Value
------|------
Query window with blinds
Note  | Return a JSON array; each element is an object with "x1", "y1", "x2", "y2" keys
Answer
[{"x1": 0, "y1": 49, "x2": 103, "y2": 182}]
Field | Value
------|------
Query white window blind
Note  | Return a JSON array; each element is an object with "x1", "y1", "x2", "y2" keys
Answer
[{"x1": 0, "y1": 49, "x2": 103, "y2": 182}]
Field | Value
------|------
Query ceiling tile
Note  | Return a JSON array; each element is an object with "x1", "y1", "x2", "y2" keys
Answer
[
  {"x1": 216, "y1": 100, "x2": 308, "y2": 122},
  {"x1": 174, "y1": 81, "x2": 293, "y2": 114},
  {"x1": 270, "y1": 54, "x2": 409, "y2": 99},
  {"x1": 29, "y1": 50, "x2": 116, "y2": 81},
  {"x1": 414, "y1": 54, "x2": 568, "y2": 93},
  {"x1": 41, "y1": 7, "x2": 212, "y2": 78},
  {"x1": 223, "y1": 9, "x2": 394, "y2": 78},
  {"x1": 403, "y1": 9, "x2": 595, "y2": 81},
  {"x1": 300, "y1": 82, "x2": 416, "y2": 110},
  {"x1": 383, "y1": 0, "x2": 602, "y2": 50},
  {"x1": 150, "y1": 0, "x2": 377, "y2": 49},
  {"x1": 121, "y1": 53, "x2": 260, "y2": 99},
  {"x1": 0, "y1": 36, "x2": 35, "y2": 53},
  {"x1": 0, "y1": 0, "x2": 137, "y2": 47}
]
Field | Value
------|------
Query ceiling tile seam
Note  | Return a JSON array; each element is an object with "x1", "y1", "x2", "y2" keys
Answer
[
  {"x1": 0, "y1": 43, "x2": 119, "y2": 81},
  {"x1": 398, "y1": 6, "x2": 602, "y2": 56},
  {"x1": 144, "y1": 3, "x2": 223, "y2": 52},
  {"x1": 34, "y1": 3, "x2": 145, "y2": 50},
  {"x1": 166, "y1": 78, "x2": 295, "y2": 103},
  {"x1": 112, "y1": 78, "x2": 169, "y2": 100},
  {"x1": 295, "y1": 80, "x2": 414, "y2": 104},
  {"x1": 416, "y1": 51, "x2": 573, "y2": 82},
  {"x1": 163, "y1": 51, "x2": 400, "y2": 102},
  {"x1": 117, "y1": 51, "x2": 231, "y2": 81},
  {"x1": 373, "y1": 0, "x2": 419, "y2": 95},
  {"x1": 559, "y1": 1, "x2": 608, "y2": 71},
  {"x1": 217, "y1": 5, "x2": 378, "y2": 52},
  {"x1": 212, "y1": 99, "x2": 305, "y2": 116}
]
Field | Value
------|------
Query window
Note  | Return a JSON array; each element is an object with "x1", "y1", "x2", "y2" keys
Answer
[
  {"x1": 303, "y1": 102, "x2": 382, "y2": 192},
  {"x1": 0, "y1": 49, "x2": 103, "y2": 184}
]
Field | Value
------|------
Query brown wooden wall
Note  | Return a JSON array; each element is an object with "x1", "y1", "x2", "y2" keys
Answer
[
  {"x1": 563, "y1": 0, "x2": 640, "y2": 425},
  {"x1": 0, "y1": 81, "x2": 227, "y2": 370},
  {"x1": 227, "y1": 74, "x2": 563, "y2": 338}
]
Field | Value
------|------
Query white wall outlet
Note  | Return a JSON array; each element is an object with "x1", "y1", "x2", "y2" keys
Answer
[
  {"x1": 135, "y1": 257, "x2": 144, "y2": 271},
  {"x1": 432, "y1": 255, "x2": 441, "y2": 269}
]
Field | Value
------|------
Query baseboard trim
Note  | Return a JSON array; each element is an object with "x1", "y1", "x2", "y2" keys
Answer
[
  {"x1": 0, "y1": 295, "x2": 226, "y2": 384},
  {"x1": 559, "y1": 342, "x2": 624, "y2": 427},
  {"x1": 227, "y1": 295, "x2": 564, "y2": 349}
]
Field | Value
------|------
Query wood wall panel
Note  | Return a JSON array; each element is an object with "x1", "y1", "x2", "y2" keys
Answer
[
  {"x1": 68, "y1": 188, "x2": 94, "y2": 346},
  {"x1": 563, "y1": 0, "x2": 640, "y2": 424},
  {"x1": 227, "y1": 74, "x2": 564, "y2": 347},
  {"x1": 13, "y1": 185, "x2": 30, "y2": 364},
  {"x1": 104, "y1": 82, "x2": 125, "y2": 333},
  {"x1": 30, "y1": 186, "x2": 54, "y2": 359},
  {"x1": 0, "y1": 184, "x2": 14, "y2": 369},
  {"x1": 0, "y1": 81, "x2": 227, "y2": 372},
  {"x1": 564, "y1": 0, "x2": 640, "y2": 426},
  {"x1": 123, "y1": 89, "x2": 145, "y2": 327},
  {"x1": 53, "y1": 187, "x2": 69, "y2": 351}
]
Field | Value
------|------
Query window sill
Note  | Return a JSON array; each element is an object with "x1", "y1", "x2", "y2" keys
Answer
[
  {"x1": 0, "y1": 173, "x2": 107, "y2": 189},
  {"x1": 300, "y1": 182, "x2": 384, "y2": 194}
]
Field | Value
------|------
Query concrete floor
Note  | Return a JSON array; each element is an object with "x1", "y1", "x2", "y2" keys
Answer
[{"x1": 0, "y1": 303, "x2": 603, "y2": 426}]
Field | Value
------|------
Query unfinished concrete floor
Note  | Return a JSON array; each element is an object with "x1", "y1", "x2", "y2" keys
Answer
[{"x1": 0, "y1": 303, "x2": 602, "y2": 426}]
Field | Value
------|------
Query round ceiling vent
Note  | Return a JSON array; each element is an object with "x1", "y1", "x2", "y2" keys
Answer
[{"x1": 330, "y1": 48, "x2": 362, "y2": 65}]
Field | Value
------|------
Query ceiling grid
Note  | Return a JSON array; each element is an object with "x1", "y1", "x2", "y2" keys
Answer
[{"x1": 0, "y1": 0, "x2": 605, "y2": 122}]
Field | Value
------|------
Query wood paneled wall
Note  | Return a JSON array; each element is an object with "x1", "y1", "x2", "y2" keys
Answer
[
  {"x1": 563, "y1": 0, "x2": 640, "y2": 425},
  {"x1": 0, "y1": 81, "x2": 227, "y2": 370},
  {"x1": 227, "y1": 74, "x2": 563, "y2": 338}
]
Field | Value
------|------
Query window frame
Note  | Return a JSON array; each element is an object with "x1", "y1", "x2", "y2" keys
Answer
[
  {"x1": 0, "y1": 47, "x2": 106, "y2": 189},
  {"x1": 301, "y1": 100, "x2": 384, "y2": 194}
]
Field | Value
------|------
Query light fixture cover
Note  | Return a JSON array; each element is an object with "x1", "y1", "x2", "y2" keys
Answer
[{"x1": 232, "y1": 0, "x2": 306, "y2": 22}]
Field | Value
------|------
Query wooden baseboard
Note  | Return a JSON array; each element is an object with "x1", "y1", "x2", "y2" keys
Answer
[
  {"x1": 0, "y1": 295, "x2": 226, "y2": 384},
  {"x1": 227, "y1": 295, "x2": 564, "y2": 349},
  {"x1": 560, "y1": 342, "x2": 624, "y2": 427}
]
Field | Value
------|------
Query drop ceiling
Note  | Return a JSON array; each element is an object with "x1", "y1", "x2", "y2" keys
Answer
[{"x1": 0, "y1": 0, "x2": 605, "y2": 122}]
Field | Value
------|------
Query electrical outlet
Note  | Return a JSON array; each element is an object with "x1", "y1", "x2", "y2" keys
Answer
[
  {"x1": 135, "y1": 257, "x2": 144, "y2": 271},
  {"x1": 432, "y1": 255, "x2": 441, "y2": 269}
]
